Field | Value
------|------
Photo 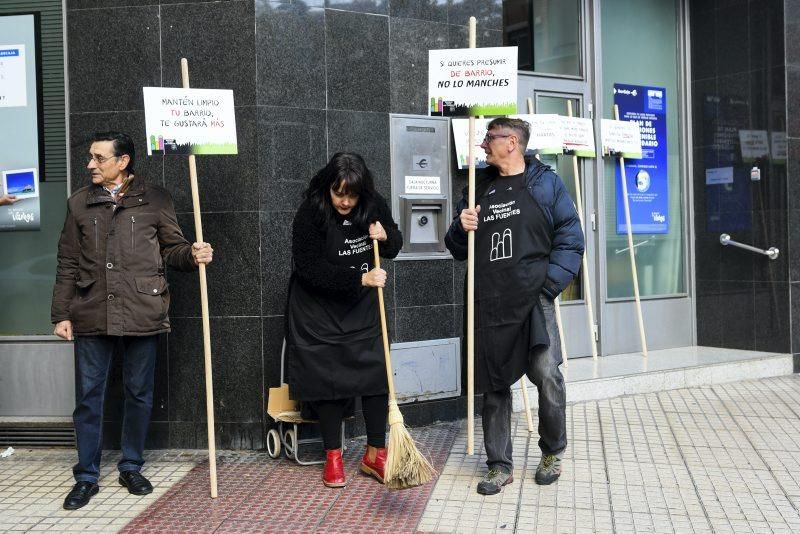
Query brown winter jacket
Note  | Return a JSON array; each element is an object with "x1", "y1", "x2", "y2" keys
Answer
[{"x1": 51, "y1": 176, "x2": 197, "y2": 336}]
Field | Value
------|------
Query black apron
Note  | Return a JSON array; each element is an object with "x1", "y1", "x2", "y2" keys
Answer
[
  {"x1": 286, "y1": 218, "x2": 388, "y2": 401},
  {"x1": 473, "y1": 173, "x2": 552, "y2": 393}
]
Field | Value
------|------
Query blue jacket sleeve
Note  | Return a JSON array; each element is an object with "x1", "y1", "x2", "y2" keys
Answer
[{"x1": 542, "y1": 174, "x2": 585, "y2": 299}]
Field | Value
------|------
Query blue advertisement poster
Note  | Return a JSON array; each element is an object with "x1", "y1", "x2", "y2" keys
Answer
[{"x1": 613, "y1": 84, "x2": 668, "y2": 234}]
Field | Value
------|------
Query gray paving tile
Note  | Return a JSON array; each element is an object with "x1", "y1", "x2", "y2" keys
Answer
[{"x1": 421, "y1": 375, "x2": 800, "y2": 532}]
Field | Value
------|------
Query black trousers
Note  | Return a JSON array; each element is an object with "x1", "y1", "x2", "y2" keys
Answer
[{"x1": 310, "y1": 394, "x2": 388, "y2": 450}]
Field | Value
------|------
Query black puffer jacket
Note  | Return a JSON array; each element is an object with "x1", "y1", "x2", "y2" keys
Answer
[{"x1": 445, "y1": 158, "x2": 584, "y2": 298}]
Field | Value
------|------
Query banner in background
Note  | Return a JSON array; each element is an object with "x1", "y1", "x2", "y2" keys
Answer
[
  {"x1": 451, "y1": 118, "x2": 490, "y2": 169},
  {"x1": 0, "y1": 15, "x2": 41, "y2": 231},
  {"x1": 143, "y1": 87, "x2": 238, "y2": 155},
  {"x1": 601, "y1": 119, "x2": 642, "y2": 159},
  {"x1": 613, "y1": 83, "x2": 668, "y2": 234},
  {"x1": 560, "y1": 116, "x2": 596, "y2": 157},
  {"x1": 429, "y1": 47, "x2": 517, "y2": 117},
  {"x1": 510, "y1": 114, "x2": 564, "y2": 155},
  {"x1": 451, "y1": 114, "x2": 565, "y2": 169}
]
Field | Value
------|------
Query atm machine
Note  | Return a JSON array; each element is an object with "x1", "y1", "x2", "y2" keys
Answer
[
  {"x1": 389, "y1": 114, "x2": 452, "y2": 259},
  {"x1": 387, "y1": 114, "x2": 461, "y2": 404}
]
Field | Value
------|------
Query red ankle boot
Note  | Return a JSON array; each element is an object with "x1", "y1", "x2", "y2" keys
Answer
[
  {"x1": 322, "y1": 449, "x2": 346, "y2": 488},
  {"x1": 360, "y1": 446, "x2": 387, "y2": 483}
]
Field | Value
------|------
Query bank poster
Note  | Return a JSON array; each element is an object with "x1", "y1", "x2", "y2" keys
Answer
[
  {"x1": 143, "y1": 87, "x2": 238, "y2": 155},
  {"x1": 613, "y1": 84, "x2": 668, "y2": 234},
  {"x1": 429, "y1": 47, "x2": 517, "y2": 117},
  {"x1": 0, "y1": 15, "x2": 42, "y2": 231}
]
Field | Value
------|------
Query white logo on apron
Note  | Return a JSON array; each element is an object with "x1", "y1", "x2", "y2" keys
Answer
[{"x1": 490, "y1": 228, "x2": 513, "y2": 261}]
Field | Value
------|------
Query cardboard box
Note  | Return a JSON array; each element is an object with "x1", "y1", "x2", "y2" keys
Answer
[{"x1": 267, "y1": 383, "x2": 304, "y2": 422}]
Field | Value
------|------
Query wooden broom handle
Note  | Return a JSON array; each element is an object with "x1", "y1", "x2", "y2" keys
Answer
[{"x1": 373, "y1": 240, "x2": 397, "y2": 400}]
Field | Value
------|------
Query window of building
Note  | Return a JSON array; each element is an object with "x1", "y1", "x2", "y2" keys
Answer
[
  {"x1": 0, "y1": 2, "x2": 68, "y2": 336},
  {"x1": 503, "y1": 0, "x2": 582, "y2": 77}
]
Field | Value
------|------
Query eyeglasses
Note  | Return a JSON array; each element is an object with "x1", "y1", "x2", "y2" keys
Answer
[
  {"x1": 85, "y1": 154, "x2": 119, "y2": 164},
  {"x1": 482, "y1": 133, "x2": 513, "y2": 144}
]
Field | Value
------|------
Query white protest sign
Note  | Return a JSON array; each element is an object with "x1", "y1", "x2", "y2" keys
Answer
[
  {"x1": 560, "y1": 116, "x2": 596, "y2": 157},
  {"x1": 451, "y1": 118, "x2": 490, "y2": 169},
  {"x1": 0, "y1": 45, "x2": 26, "y2": 108},
  {"x1": 143, "y1": 87, "x2": 237, "y2": 155},
  {"x1": 509, "y1": 114, "x2": 563, "y2": 154},
  {"x1": 601, "y1": 118, "x2": 642, "y2": 159},
  {"x1": 737, "y1": 130, "x2": 769, "y2": 161},
  {"x1": 429, "y1": 47, "x2": 517, "y2": 117}
]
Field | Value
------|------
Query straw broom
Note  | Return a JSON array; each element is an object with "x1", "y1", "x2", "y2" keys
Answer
[{"x1": 373, "y1": 239, "x2": 436, "y2": 489}]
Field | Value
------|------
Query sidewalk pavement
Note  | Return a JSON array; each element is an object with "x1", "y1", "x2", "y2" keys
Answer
[{"x1": 1, "y1": 374, "x2": 799, "y2": 532}]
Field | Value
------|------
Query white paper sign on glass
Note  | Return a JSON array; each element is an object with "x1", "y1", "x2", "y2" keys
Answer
[
  {"x1": 0, "y1": 45, "x2": 27, "y2": 108},
  {"x1": 560, "y1": 116, "x2": 596, "y2": 157},
  {"x1": 405, "y1": 175, "x2": 441, "y2": 195},
  {"x1": 705, "y1": 167, "x2": 734, "y2": 185},
  {"x1": 143, "y1": 87, "x2": 238, "y2": 155},
  {"x1": 509, "y1": 114, "x2": 564, "y2": 154},
  {"x1": 737, "y1": 130, "x2": 769, "y2": 161},
  {"x1": 429, "y1": 47, "x2": 518, "y2": 117},
  {"x1": 771, "y1": 131, "x2": 787, "y2": 161},
  {"x1": 601, "y1": 119, "x2": 643, "y2": 159}
]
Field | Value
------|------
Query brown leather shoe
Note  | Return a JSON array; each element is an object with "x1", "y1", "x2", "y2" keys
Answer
[
  {"x1": 359, "y1": 445, "x2": 387, "y2": 483},
  {"x1": 322, "y1": 449, "x2": 346, "y2": 488}
]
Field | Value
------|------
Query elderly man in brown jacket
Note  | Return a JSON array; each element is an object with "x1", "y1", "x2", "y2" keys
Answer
[{"x1": 52, "y1": 131, "x2": 213, "y2": 510}]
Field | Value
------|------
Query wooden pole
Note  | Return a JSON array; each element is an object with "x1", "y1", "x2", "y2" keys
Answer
[
  {"x1": 466, "y1": 15, "x2": 477, "y2": 456},
  {"x1": 566, "y1": 100, "x2": 598, "y2": 360},
  {"x1": 181, "y1": 58, "x2": 218, "y2": 498},
  {"x1": 613, "y1": 104, "x2": 648, "y2": 358}
]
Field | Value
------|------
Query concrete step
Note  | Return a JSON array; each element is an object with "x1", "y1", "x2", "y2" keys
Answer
[{"x1": 512, "y1": 346, "x2": 794, "y2": 410}]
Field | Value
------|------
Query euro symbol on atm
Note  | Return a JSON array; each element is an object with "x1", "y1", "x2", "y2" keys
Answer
[{"x1": 417, "y1": 158, "x2": 428, "y2": 169}]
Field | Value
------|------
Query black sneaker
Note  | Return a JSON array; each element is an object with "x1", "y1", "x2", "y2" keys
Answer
[
  {"x1": 118, "y1": 470, "x2": 153, "y2": 495},
  {"x1": 63, "y1": 481, "x2": 99, "y2": 510},
  {"x1": 476, "y1": 468, "x2": 513, "y2": 495},
  {"x1": 534, "y1": 454, "x2": 562, "y2": 485}
]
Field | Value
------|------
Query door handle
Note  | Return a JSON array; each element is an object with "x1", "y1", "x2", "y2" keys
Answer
[{"x1": 719, "y1": 234, "x2": 779, "y2": 260}]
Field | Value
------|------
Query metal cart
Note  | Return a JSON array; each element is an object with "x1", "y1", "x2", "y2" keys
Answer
[{"x1": 266, "y1": 340, "x2": 345, "y2": 465}]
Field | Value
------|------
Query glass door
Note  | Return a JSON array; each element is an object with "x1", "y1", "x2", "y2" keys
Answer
[
  {"x1": 512, "y1": 0, "x2": 693, "y2": 357},
  {"x1": 595, "y1": 0, "x2": 692, "y2": 354}
]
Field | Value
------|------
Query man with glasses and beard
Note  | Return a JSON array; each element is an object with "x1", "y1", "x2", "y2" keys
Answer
[
  {"x1": 446, "y1": 118, "x2": 584, "y2": 495},
  {"x1": 52, "y1": 131, "x2": 214, "y2": 509}
]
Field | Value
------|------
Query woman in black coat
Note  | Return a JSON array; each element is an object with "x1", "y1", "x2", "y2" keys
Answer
[{"x1": 286, "y1": 152, "x2": 402, "y2": 488}]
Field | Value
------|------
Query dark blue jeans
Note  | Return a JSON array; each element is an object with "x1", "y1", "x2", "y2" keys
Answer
[
  {"x1": 483, "y1": 295, "x2": 567, "y2": 473},
  {"x1": 72, "y1": 335, "x2": 158, "y2": 483}
]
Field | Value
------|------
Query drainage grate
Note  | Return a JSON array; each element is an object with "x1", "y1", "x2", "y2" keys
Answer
[{"x1": 0, "y1": 425, "x2": 75, "y2": 448}]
